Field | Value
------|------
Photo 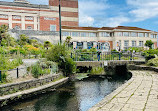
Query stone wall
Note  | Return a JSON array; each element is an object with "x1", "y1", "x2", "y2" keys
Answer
[{"x1": 0, "y1": 74, "x2": 62, "y2": 96}]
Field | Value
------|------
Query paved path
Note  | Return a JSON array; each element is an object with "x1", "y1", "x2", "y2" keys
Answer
[{"x1": 89, "y1": 71, "x2": 158, "y2": 111}]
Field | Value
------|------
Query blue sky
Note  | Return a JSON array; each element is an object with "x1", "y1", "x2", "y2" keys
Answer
[{"x1": 1, "y1": 0, "x2": 158, "y2": 31}]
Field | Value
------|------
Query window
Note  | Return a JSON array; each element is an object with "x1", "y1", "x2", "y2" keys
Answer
[
  {"x1": 80, "y1": 32, "x2": 88, "y2": 37},
  {"x1": 132, "y1": 41, "x2": 136, "y2": 47},
  {"x1": 123, "y1": 32, "x2": 129, "y2": 36},
  {"x1": 72, "y1": 32, "x2": 79, "y2": 37},
  {"x1": 139, "y1": 41, "x2": 144, "y2": 47},
  {"x1": 138, "y1": 33, "x2": 144, "y2": 37},
  {"x1": 151, "y1": 34, "x2": 154, "y2": 38},
  {"x1": 50, "y1": 25, "x2": 56, "y2": 31},
  {"x1": 89, "y1": 33, "x2": 96, "y2": 37},
  {"x1": 124, "y1": 40, "x2": 129, "y2": 47},
  {"x1": 13, "y1": 15, "x2": 21, "y2": 19},
  {"x1": 25, "y1": 16, "x2": 33, "y2": 20},
  {"x1": 27, "y1": 26, "x2": 32, "y2": 30},
  {"x1": 0, "y1": 14, "x2": 8, "y2": 19},
  {"x1": 44, "y1": 17, "x2": 56, "y2": 21},
  {"x1": 14, "y1": 25, "x2": 20, "y2": 30},
  {"x1": 87, "y1": 42, "x2": 93, "y2": 49},
  {"x1": 62, "y1": 32, "x2": 70, "y2": 36},
  {"x1": 145, "y1": 33, "x2": 149, "y2": 37},
  {"x1": 131, "y1": 32, "x2": 137, "y2": 37},
  {"x1": 117, "y1": 32, "x2": 123, "y2": 36}
]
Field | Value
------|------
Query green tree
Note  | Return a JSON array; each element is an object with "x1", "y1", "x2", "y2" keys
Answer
[
  {"x1": 65, "y1": 36, "x2": 72, "y2": 47},
  {"x1": 19, "y1": 34, "x2": 29, "y2": 46},
  {"x1": 44, "y1": 41, "x2": 52, "y2": 50},
  {"x1": 47, "y1": 43, "x2": 76, "y2": 76},
  {"x1": 0, "y1": 25, "x2": 9, "y2": 46},
  {"x1": 145, "y1": 40, "x2": 154, "y2": 49}
]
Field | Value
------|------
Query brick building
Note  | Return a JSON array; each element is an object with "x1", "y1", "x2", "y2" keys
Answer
[{"x1": 0, "y1": 0, "x2": 78, "y2": 31}]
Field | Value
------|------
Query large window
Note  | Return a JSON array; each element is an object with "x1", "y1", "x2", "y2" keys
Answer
[
  {"x1": 138, "y1": 33, "x2": 144, "y2": 37},
  {"x1": 123, "y1": 32, "x2": 129, "y2": 36},
  {"x1": 101, "y1": 32, "x2": 110, "y2": 37},
  {"x1": 80, "y1": 32, "x2": 88, "y2": 37},
  {"x1": 145, "y1": 33, "x2": 149, "y2": 37},
  {"x1": 0, "y1": 14, "x2": 8, "y2": 19},
  {"x1": 124, "y1": 40, "x2": 129, "y2": 47},
  {"x1": 139, "y1": 41, "x2": 144, "y2": 47},
  {"x1": 62, "y1": 32, "x2": 71, "y2": 36},
  {"x1": 72, "y1": 32, "x2": 79, "y2": 37},
  {"x1": 131, "y1": 32, "x2": 137, "y2": 37},
  {"x1": 50, "y1": 25, "x2": 56, "y2": 31},
  {"x1": 132, "y1": 41, "x2": 136, "y2": 47},
  {"x1": 25, "y1": 16, "x2": 33, "y2": 20},
  {"x1": 13, "y1": 15, "x2": 21, "y2": 19},
  {"x1": 117, "y1": 32, "x2": 123, "y2": 36},
  {"x1": 89, "y1": 33, "x2": 96, "y2": 37}
]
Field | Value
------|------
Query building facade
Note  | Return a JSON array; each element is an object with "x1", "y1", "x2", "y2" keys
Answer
[
  {"x1": 62, "y1": 26, "x2": 157, "y2": 51},
  {"x1": 0, "y1": 0, "x2": 157, "y2": 51},
  {"x1": 0, "y1": 0, "x2": 78, "y2": 31}
]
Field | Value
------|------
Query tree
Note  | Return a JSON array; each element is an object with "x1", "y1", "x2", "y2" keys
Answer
[
  {"x1": 65, "y1": 36, "x2": 72, "y2": 47},
  {"x1": 145, "y1": 40, "x2": 154, "y2": 49},
  {"x1": 44, "y1": 41, "x2": 52, "y2": 50},
  {"x1": 19, "y1": 34, "x2": 29, "y2": 46},
  {"x1": 0, "y1": 25, "x2": 9, "y2": 46},
  {"x1": 46, "y1": 43, "x2": 76, "y2": 76}
]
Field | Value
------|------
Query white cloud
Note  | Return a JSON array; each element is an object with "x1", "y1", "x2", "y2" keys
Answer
[
  {"x1": 79, "y1": 0, "x2": 110, "y2": 26},
  {"x1": 127, "y1": 0, "x2": 158, "y2": 21},
  {"x1": 97, "y1": 16, "x2": 130, "y2": 27}
]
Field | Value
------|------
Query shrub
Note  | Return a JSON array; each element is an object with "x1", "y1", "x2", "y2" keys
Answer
[
  {"x1": 90, "y1": 67, "x2": 105, "y2": 75},
  {"x1": 147, "y1": 58, "x2": 158, "y2": 67},
  {"x1": 47, "y1": 44, "x2": 76, "y2": 76},
  {"x1": 31, "y1": 64, "x2": 42, "y2": 78}
]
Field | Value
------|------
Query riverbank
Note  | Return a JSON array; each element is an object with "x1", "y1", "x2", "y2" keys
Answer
[
  {"x1": 88, "y1": 70, "x2": 158, "y2": 111},
  {"x1": 0, "y1": 74, "x2": 69, "y2": 108}
]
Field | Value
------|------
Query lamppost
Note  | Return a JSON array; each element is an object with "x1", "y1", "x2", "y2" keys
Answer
[{"x1": 59, "y1": 0, "x2": 62, "y2": 44}]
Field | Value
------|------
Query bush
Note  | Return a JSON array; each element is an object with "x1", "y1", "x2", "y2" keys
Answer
[
  {"x1": 90, "y1": 67, "x2": 105, "y2": 75},
  {"x1": 31, "y1": 64, "x2": 42, "y2": 78},
  {"x1": 147, "y1": 58, "x2": 158, "y2": 67},
  {"x1": 47, "y1": 44, "x2": 76, "y2": 76}
]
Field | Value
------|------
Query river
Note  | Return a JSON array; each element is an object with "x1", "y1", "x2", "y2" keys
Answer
[{"x1": 2, "y1": 77, "x2": 127, "y2": 111}]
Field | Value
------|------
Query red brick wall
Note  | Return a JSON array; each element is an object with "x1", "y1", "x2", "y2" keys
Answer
[
  {"x1": 62, "y1": 21, "x2": 78, "y2": 27},
  {"x1": 49, "y1": 0, "x2": 78, "y2": 8},
  {"x1": 40, "y1": 16, "x2": 59, "y2": 31},
  {"x1": 61, "y1": 12, "x2": 78, "y2": 18},
  {"x1": 0, "y1": 23, "x2": 8, "y2": 26}
]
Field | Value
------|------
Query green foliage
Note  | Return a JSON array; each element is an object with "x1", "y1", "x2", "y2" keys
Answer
[
  {"x1": 47, "y1": 43, "x2": 76, "y2": 76},
  {"x1": 44, "y1": 41, "x2": 52, "y2": 49},
  {"x1": 31, "y1": 63, "x2": 42, "y2": 78},
  {"x1": 128, "y1": 47, "x2": 144, "y2": 52},
  {"x1": 142, "y1": 49, "x2": 158, "y2": 61},
  {"x1": 145, "y1": 40, "x2": 154, "y2": 49},
  {"x1": 147, "y1": 57, "x2": 158, "y2": 67},
  {"x1": 90, "y1": 67, "x2": 105, "y2": 75},
  {"x1": 19, "y1": 34, "x2": 29, "y2": 46}
]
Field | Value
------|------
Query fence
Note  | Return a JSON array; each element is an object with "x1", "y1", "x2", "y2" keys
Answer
[
  {"x1": 0, "y1": 65, "x2": 59, "y2": 82},
  {"x1": 71, "y1": 52, "x2": 135, "y2": 61}
]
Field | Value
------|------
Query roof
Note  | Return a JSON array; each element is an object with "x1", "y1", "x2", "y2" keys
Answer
[
  {"x1": 0, "y1": 1, "x2": 49, "y2": 9},
  {"x1": 62, "y1": 26, "x2": 99, "y2": 30},
  {"x1": 62, "y1": 26, "x2": 157, "y2": 33}
]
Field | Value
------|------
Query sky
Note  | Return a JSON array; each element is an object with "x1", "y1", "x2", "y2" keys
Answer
[{"x1": 1, "y1": 0, "x2": 158, "y2": 31}]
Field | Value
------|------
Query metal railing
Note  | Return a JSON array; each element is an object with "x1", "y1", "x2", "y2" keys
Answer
[{"x1": 71, "y1": 52, "x2": 135, "y2": 61}]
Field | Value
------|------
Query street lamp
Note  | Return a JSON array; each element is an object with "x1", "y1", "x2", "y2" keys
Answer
[{"x1": 59, "y1": 0, "x2": 62, "y2": 44}]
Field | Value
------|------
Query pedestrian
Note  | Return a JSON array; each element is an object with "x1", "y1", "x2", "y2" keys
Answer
[{"x1": 97, "y1": 50, "x2": 101, "y2": 61}]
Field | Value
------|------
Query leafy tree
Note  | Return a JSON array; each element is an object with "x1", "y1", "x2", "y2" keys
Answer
[
  {"x1": 44, "y1": 41, "x2": 52, "y2": 50},
  {"x1": 0, "y1": 25, "x2": 9, "y2": 46},
  {"x1": 145, "y1": 40, "x2": 154, "y2": 49},
  {"x1": 47, "y1": 43, "x2": 76, "y2": 76},
  {"x1": 65, "y1": 36, "x2": 72, "y2": 47},
  {"x1": 19, "y1": 34, "x2": 29, "y2": 46}
]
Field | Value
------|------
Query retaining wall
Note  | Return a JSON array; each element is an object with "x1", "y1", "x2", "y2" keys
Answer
[{"x1": 0, "y1": 74, "x2": 62, "y2": 96}]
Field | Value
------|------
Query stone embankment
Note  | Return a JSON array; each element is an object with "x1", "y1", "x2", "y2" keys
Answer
[
  {"x1": 0, "y1": 74, "x2": 69, "y2": 107},
  {"x1": 89, "y1": 70, "x2": 158, "y2": 111}
]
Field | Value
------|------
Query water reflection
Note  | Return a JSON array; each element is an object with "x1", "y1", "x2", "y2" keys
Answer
[{"x1": 2, "y1": 77, "x2": 126, "y2": 111}]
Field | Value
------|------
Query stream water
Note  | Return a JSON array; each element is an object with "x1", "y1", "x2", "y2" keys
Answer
[{"x1": 2, "y1": 77, "x2": 127, "y2": 111}]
